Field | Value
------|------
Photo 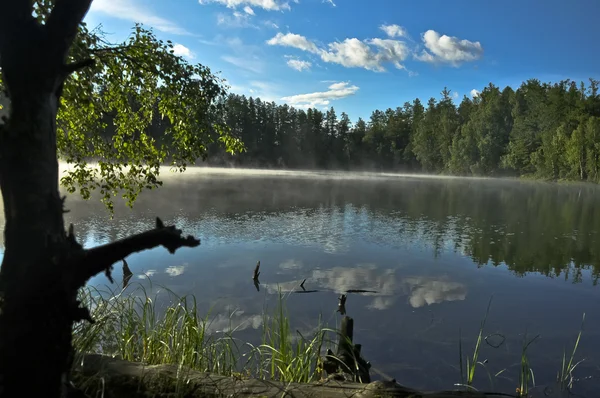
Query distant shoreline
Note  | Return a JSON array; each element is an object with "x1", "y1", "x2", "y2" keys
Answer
[{"x1": 58, "y1": 160, "x2": 600, "y2": 189}]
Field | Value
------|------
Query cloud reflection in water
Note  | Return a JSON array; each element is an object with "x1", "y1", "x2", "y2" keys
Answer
[{"x1": 264, "y1": 262, "x2": 467, "y2": 310}]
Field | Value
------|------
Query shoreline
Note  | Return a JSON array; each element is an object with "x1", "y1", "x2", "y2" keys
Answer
[
  {"x1": 57, "y1": 161, "x2": 600, "y2": 188},
  {"x1": 73, "y1": 284, "x2": 588, "y2": 398}
]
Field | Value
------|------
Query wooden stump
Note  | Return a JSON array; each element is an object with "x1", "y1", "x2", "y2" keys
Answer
[{"x1": 322, "y1": 315, "x2": 372, "y2": 383}]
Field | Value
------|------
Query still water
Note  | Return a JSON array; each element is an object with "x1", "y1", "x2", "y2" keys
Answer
[{"x1": 2, "y1": 168, "x2": 600, "y2": 395}]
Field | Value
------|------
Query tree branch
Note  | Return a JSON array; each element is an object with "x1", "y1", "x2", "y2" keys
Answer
[
  {"x1": 45, "y1": 0, "x2": 94, "y2": 62},
  {"x1": 56, "y1": 58, "x2": 96, "y2": 96},
  {"x1": 73, "y1": 217, "x2": 200, "y2": 287},
  {"x1": 63, "y1": 58, "x2": 95, "y2": 75}
]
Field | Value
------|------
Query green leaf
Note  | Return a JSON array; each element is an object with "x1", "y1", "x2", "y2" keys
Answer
[{"x1": 22, "y1": 0, "x2": 243, "y2": 213}]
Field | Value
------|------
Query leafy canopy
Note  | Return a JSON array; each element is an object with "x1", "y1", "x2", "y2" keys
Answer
[{"x1": 0, "y1": 0, "x2": 244, "y2": 213}]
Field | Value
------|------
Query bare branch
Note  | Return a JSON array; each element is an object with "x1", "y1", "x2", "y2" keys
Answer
[
  {"x1": 73, "y1": 217, "x2": 200, "y2": 287},
  {"x1": 45, "y1": 0, "x2": 94, "y2": 62}
]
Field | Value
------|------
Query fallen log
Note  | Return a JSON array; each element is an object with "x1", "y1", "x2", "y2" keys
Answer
[{"x1": 74, "y1": 354, "x2": 516, "y2": 398}]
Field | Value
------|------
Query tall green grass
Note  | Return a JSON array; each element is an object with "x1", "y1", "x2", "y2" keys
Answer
[
  {"x1": 73, "y1": 283, "x2": 240, "y2": 375},
  {"x1": 251, "y1": 288, "x2": 334, "y2": 383},
  {"x1": 557, "y1": 313, "x2": 586, "y2": 392},
  {"x1": 72, "y1": 282, "x2": 336, "y2": 384},
  {"x1": 457, "y1": 297, "x2": 494, "y2": 390},
  {"x1": 516, "y1": 332, "x2": 539, "y2": 397}
]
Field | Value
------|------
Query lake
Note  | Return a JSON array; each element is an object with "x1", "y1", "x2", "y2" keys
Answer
[{"x1": 1, "y1": 167, "x2": 600, "y2": 396}]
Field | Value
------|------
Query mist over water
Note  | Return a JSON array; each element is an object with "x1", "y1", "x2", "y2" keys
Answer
[{"x1": 2, "y1": 166, "x2": 600, "y2": 395}]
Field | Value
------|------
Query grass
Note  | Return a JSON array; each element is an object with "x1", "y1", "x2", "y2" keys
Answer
[
  {"x1": 72, "y1": 281, "x2": 338, "y2": 386},
  {"x1": 72, "y1": 282, "x2": 588, "y2": 397},
  {"x1": 252, "y1": 288, "x2": 332, "y2": 383},
  {"x1": 73, "y1": 283, "x2": 241, "y2": 376},
  {"x1": 557, "y1": 313, "x2": 586, "y2": 391},
  {"x1": 457, "y1": 296, "x2": 493, "y2": 390},
  {"x1": 454, "y1": 297, "x2": 586, "y2": 398},
  {"x1": 516, "y1": 332, "x2": 539, "y2": 397}
]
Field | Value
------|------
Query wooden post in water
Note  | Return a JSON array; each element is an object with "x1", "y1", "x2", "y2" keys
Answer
[{"x1": 323, "y1": 315, "x2": 371, "y2": 383}]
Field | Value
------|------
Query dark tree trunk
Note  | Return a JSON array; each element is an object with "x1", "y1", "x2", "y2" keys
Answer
[
  {"x1": 0, "y1": 5, "x2": 79, "y2": 397},
  {"x1": 0, "y1": 2, "x2": 201, "y2": 397}
]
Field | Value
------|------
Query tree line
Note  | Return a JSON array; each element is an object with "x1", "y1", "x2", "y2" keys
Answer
[
  {"x1": 3, "y1": 60, "x2": 599, "y2": 184},
  {"x1": 205, "y1": 79, "x2": 600, "y2": 183}
]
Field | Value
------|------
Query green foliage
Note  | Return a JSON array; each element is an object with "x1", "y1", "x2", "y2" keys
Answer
[
  {"x1": 201, "y1": 77, "x2": 600, "y2": 184},
  {"x1": 58, "y1": 22, "x2": 243, "y2": 212},
  {"x1": 1, "y1": 1, "x2": 244, "y2": 213}
]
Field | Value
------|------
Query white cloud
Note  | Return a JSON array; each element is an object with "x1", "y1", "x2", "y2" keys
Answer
[
  {"x1": 415, "y1": 30, "x2": 483, "y2": 66},
  {"x1": 281, "y1": 81, "x2": 359, "y2": 108},
  {"x1": 172, "y1": 44, "x2": 195, "y2": 59},
  {"x1": 243, "y1": 5, "x2": 255, "y2": 14},
  {"x1": 286, "y1": 58, "x2": 312, "y2": 71},
  {"x1": 452, "y1": 91, "x2": 459, "y2": 99},
  {"x1": 324, "y1": 0, "x2": 336, "y2": 6},
  {"x1": 470, "y1": 89, "x2": 480, "y2": 98},
  {"x1": 267, "y1": 32, "x2": 410, "y2": 72},
  {"x1": 327, "y1": 82, "x2": 348, "y2": 90},
  {"x1": 320, "y1": 37, "x2": 410, "y2": 72},
  {"x1": 90, "y1": 0, "x2": 191, "y2": 35},
  {"x1": 379, "y1": 24, "x2": 407, "y2": 39},
  {"x1": 267, "y1": 32, "x2": 320, "y2": 53},
  {"x1": 198, "y1": 0, "x2": 291, "y2": 11}
]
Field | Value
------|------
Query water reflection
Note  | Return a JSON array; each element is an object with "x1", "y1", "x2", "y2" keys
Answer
[
  {"x1": 165, "y1": 264, "x2": 187, "y2": 277},
  {"x1": 9, "y1": 172, "x2": 596, "y2": 283},
  {"x1": 403, "y1": 277, "x2": 467, "y2": 308},
  {"x1": 0, "y1": 170, "x2": 599, "y2": 395}
]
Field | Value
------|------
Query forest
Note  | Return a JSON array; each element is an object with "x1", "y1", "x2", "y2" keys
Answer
[
  {"x1": 3, "y1": 78, "x2": 600, "y2": 182},
  {"x1": 202, "y1": 78, "x2": 600, "y2": 182}
]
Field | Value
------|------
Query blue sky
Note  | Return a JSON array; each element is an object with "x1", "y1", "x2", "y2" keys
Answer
[{"x1": 85, "y1": 0, "x2": 600, "y2": 122}]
